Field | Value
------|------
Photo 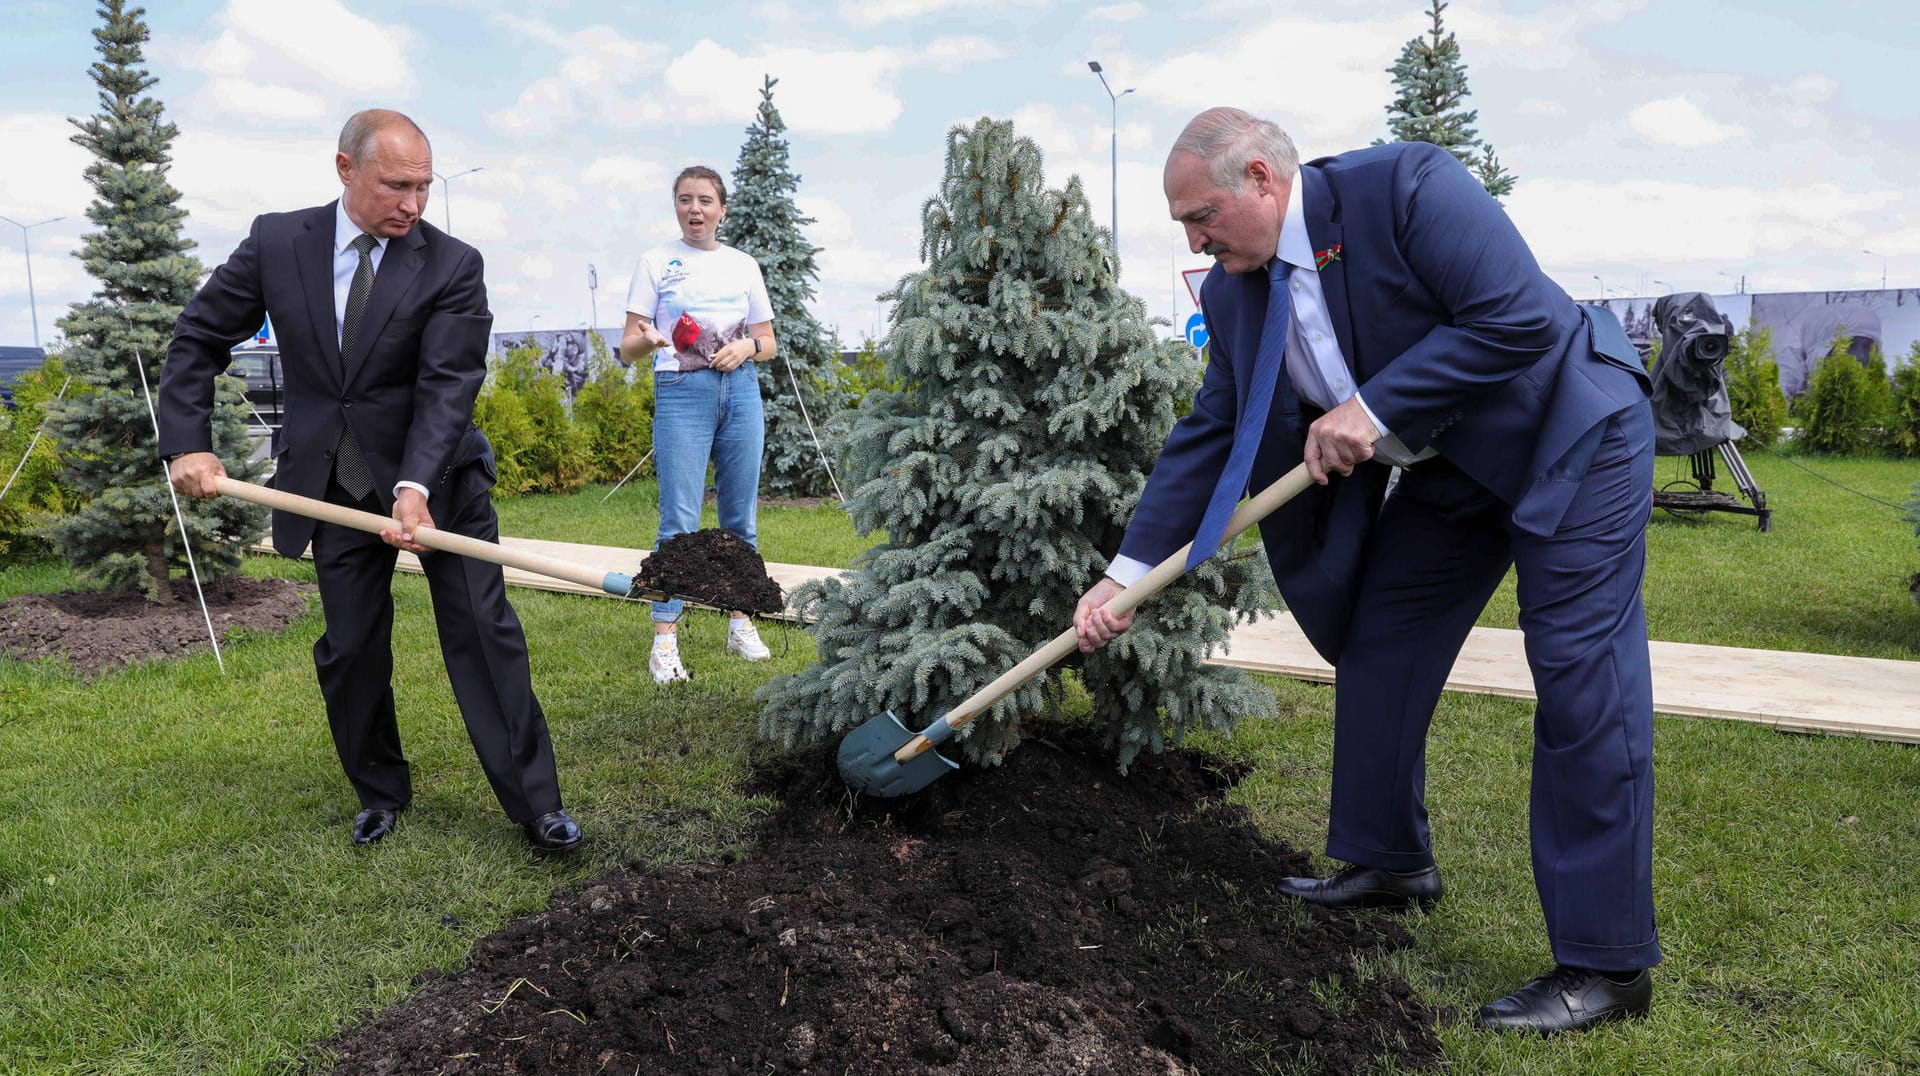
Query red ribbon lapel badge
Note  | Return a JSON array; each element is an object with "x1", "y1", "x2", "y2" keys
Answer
[{"x1": 1314, "y1": 244, "x2": 1343, "y2": 270}]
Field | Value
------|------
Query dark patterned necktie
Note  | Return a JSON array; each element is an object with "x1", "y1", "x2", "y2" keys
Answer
[
  {"x1": 334, "y1": 232, "x2": 377, "y2": 500},
  {"x1": 1187, "y1": 257, "x2": 1292, "y2": 570}
]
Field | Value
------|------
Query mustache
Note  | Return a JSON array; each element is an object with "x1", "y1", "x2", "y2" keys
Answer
[{"x1": 1201, "y1": 242, "x2": 1228, "y2": 257}]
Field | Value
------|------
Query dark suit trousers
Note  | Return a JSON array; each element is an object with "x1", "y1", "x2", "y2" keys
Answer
[
  {"x1": 308, "y1": 459, "x2": 562, "y2": 823},
  {"x1": 1325, "y1": 403, "x2": 1661, "y2": 971}
]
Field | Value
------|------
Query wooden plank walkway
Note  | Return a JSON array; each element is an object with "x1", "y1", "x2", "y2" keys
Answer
[{"x1": 342, "y1": 535, "x2": 1920, "y2": 746}]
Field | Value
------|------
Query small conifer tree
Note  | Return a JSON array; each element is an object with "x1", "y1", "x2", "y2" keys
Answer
[
  {"x1": 1861, "y1": 343, "x2": 1894, "y2": 452},
  {"x1": 1886, "y1": 343, "x2": 1920, "y2": 458},
  {"x1": 1725, "y1": 325, "x2": 1787, "y2": 449},
  {"x1": 759, "y1": 118, "x2": 1277, "y2": 771},
  {"x1": 45, "y1": 0, "x2": 265, "y2": 602},
  {"x1": 1797, "y1": 329, "x2": 1875, "y2": 455},
  {"x1": 721, "y1": 76, "x2": 846, "y2": 498},
  {"x1": 1381, "y1": 0, "x2": 1516, "y2": 199}
]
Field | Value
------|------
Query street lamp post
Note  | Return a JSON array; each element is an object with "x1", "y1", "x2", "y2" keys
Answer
[
  {"x1": 1863, "y1": 249, "x2": 1887, "y2": 290},
  {"x1": 1591, "y1": 274, "x2": 1605, "y2": 301},
  {"x1": 587, "y1": 263, "x2": 599, "y2": 331},
  {"x1": 1, "y1": 214, "x2": 65, "y2": 349},
  {"x1": 432, "y1": 166, "x2": 483, "y2": 235},
  {"x1": 1087, "y1": 61, "x2": 1134, "y2": 256}
]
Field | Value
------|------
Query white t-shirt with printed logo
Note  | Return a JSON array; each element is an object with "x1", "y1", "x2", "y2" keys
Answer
[{"x1": 626, "y1": 239, "x2": 774, "y2": 373}]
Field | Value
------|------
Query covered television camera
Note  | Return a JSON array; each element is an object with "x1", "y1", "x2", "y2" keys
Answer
[
  {"x1": 1648, "y1": 291, "x2": 1742, "y2": 456},
  {"x1": 1645, "y1": 291, "x2": 1769, "y2": 530}
]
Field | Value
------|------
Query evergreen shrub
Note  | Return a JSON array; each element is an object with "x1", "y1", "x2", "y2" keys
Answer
[
  {"x1": 1798, "y1": 330, "x2": 1879, "y2": 455},
  {"x1": 0, "y1": 356, "x2": 84, "y2": 562},
  {"x1": 1886, "y1": 343, "x2": 1920, "y2": 458},
  {"x1": 572, "y1": 332, "x2": 653, "y2": 483},
  {"x1": 475, "y1": 344, "x2": 591, "y2": 495},
  {"x1": 759, "y1": 118, "x2": 1278, "y2": 771},
  {"x1": 1725, "y1": 325, "x2": 1787, "y2": 449}
]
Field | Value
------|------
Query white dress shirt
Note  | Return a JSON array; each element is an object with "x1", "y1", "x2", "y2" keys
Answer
[
  {"x1": 334, "y1": 201, "x2": 429, "y2": 501},
  {"x1": 1104, "y1": 171, "x2": 1428, "y2": 586}
]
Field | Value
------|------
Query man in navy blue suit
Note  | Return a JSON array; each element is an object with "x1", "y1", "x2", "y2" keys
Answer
[
  {"x1": 1075, "y1": 107, "x2": 1660, "y2": 1033},
  {"x1": 159, "y1": 110, "x2": 582, "y2": 855}
]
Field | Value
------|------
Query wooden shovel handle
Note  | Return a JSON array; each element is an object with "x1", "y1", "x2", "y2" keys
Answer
[
  {"x1": 895, "y1": 462, "x2": 1315, "y2": 763},
  {"x1": 214, "y1": 475, "x2": 623, "y2": 594}
]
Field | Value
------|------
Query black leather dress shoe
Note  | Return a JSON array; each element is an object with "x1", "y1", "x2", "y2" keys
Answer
[
  {"x1": 351, "y1": 807, "x2": 401, "y2": 845},
  {"x1": 1474, "y1": 965, "x2": 1652, "y2": 1033},
  {"x1": 523, "y1": 809, "x2": 583, "y2": 854},
  {"x1": 1276, "y1": 863, "x2": 1443, "y2": 910}
]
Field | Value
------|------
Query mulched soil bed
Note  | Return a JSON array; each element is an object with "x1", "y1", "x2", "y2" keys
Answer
[
  {"x1": 311, "y1": 732, "x2": 1443, "y2": 1074},
  {"x1": 0, "y1": 574, "x2": 315, "y2": 677},
  {"x1": 634, "y1": 527, "x2": 785, "y2": 614}
]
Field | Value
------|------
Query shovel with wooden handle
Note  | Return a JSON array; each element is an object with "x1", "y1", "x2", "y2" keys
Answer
[
  {"x1": 835, "y1": 462, "x2": 1315, "y2": 798},
  {"x1": 213, "y1": 476, "x2": 663, "y2": 601}
]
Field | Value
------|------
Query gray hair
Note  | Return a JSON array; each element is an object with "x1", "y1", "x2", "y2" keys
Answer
[
  {"x1": 1171, "y1": 107, "x2": 1298, "y2": 190},
  {"x1": 337, "y1": 109, "x2": 430, "y2": 164}
]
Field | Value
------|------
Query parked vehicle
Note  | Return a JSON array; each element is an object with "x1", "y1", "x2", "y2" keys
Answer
[
  {"x1": 0, "y1": 345, "x2": 48, "y2": 409},
  {"x1": 226, "y1": 345, "x2": 283, "y2": 428}
]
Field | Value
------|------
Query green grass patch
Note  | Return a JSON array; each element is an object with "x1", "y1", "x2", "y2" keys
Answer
[{"x1": 1, "y1": 455, "x2": 1916, "y2": 1072}]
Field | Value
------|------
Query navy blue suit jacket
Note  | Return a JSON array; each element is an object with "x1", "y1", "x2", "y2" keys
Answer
[
  {"x1": 158, "y1": 203, "x2": 494, "y2": 557},
  {"x1": 1119, "y1": 143, "x2": 1649, "y2": 663}
]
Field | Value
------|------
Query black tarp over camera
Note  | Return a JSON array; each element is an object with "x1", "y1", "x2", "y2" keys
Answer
[{"x1": 1649, "y1": 291, "x2": 1744, "y2": 456}]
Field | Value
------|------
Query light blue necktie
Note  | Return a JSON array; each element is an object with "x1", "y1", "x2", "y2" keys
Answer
[{"x1": 1188, "y1": 258, "x2": 1292, "y2": 570}]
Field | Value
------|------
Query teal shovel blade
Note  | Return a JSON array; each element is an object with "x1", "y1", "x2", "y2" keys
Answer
[{"x1": 836, "y1": 710, "x2": 959, "y2": 798}]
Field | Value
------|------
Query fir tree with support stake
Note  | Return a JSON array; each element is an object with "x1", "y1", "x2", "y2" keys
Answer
[
  {"x1": 759, "y1": 117, "x2": 1278, "y2": 772},
  {"x1": 721, "y1": 76, "x2": 846, "y2": 499},
  {"x1": 44, "y1": 0, "x2": 266, "y2": 603}
]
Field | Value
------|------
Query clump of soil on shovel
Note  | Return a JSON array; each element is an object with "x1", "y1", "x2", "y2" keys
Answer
[
  {"x1": 312, "y1": 731, "x2": 1442, "y2": 1074},
  {"x1": 633, "y1": 528, "x2": 784, "y2": 614}
]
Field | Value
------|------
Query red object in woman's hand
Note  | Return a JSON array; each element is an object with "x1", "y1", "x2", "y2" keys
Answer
[{"x1": 672, "y1": 312, "x2": 702, "y2": 352}]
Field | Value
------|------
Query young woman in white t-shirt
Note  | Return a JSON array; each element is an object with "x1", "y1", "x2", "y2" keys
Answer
[{"x1": 620, "y1": 165, "x2": 778, "y2": 684}]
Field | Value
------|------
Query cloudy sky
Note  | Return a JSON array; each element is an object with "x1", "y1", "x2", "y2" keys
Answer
[{"x1": 0, "y1": 0, "x2": 1913, "y2": 353}]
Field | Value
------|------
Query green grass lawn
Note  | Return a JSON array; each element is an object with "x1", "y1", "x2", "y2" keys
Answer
[{"x1": 1, "y1": 453, "x2": 1916, "y2": 1073}]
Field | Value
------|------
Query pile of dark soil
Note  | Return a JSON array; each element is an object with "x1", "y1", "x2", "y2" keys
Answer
[
  {"x1": 633, "y1": 528, "x2": 784, "y2": 614},
  {"x1": 312, "y1": 732, "x2": 1442, "y2": 1074},
  {"x1": 0, "y1": 574, "x2": 315, "y2": 677}
]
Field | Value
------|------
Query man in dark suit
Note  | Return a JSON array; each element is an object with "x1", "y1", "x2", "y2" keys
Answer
[
  {"x1": 1074, "y1": 108, "x2": 1659, "y2": 1033},
  {"x1": 159, "y1": 109, "x2": 581, "y2": 854}
]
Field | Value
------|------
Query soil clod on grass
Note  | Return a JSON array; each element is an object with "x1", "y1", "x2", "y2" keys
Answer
[
  {"x1": 632, "y1": 528, "x2": 784, "y2": 615},
  {"x1": 312, "y1": 730, "x2": 1442, "y2": 1074}
]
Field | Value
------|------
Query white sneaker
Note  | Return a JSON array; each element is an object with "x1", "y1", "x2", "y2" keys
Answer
[
  {"x1": 727, "y1": 620, "x2": 771, "y2": 661},
  {"x1": 649, "y1": 639, "x2": 690, "y2": 684}
]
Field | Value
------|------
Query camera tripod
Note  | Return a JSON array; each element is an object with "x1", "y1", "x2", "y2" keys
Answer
[{"x1": 1654, "y1": 439, "x2": 1771, "y2": 532}]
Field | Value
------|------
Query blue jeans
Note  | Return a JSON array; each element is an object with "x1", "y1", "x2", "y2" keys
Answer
[{"x1": 651, "y1": 364, "x2": 764, "y2": 622}]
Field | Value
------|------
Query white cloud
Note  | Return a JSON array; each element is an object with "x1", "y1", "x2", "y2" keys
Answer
[
  {"x1": 169, "y1": 128, "x2": 340, "y2": 235},
  {"x1": 1516, "y1": 98, "x2": 1566, "y2": 117},
  {"x1": 173, "y1": 0, "x2": 417, "y2": 124},
  {"x1": 517, "y1": 252, "x2": 556, "y2": 281},
  {"x1": 837, "y1": 0, "x2": 1047, "y2": 24},
  {"x1": 582, "y1": 156, "x2": 670, "y2": 200},
  {"x1": 487, "y1": 21, "x2": 673, "y2": 135},
  {"x1": 922, "y1": 36, "x2": 1010, "y2": 71},
  {"x1": 1087, "y1": 3, "x2": 1146, "y2": 20},
  {"x1": 661, "y1": 42, "x2": 908, "y2": 135},
  {"x1": 1627, "y1": 97, "x2": 1747, "y2": 147},
  {"x1": 1143, "y1": 15, "x2": 1419, "y2": 148},
  {"x1": 1508, "y1": 178, "x2": 1902, "y2": 268},
  {"x1": 491, "y1": 30, "x2": 911, "y2": 138}
]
